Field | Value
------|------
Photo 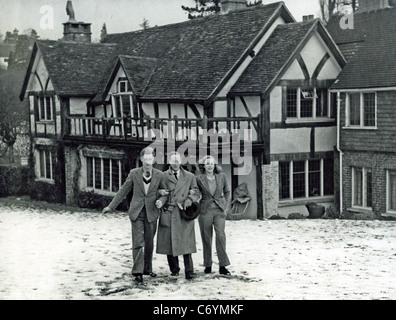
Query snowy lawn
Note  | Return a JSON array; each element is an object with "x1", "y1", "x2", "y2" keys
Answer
[{"x1": 0, "y1": 197, "x2": 395, "y2": 300}]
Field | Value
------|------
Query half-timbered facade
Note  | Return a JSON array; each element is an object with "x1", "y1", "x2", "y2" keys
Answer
[{"x1": 20, "y1": 1, "x2": 346, "y2": 218}]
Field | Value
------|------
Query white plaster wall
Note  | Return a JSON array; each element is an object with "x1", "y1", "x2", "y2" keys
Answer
[
  {"x1": 214, "y1": 100, "x2": 227, "y2": 117},
  {"x1": 69, "y1": 98, "x2": 89, "y2": 115},
  {"x1": 270, "y1": 86, "x2": 282, "y2": 122},
  {"x1": 26, "y1": 55, "x2": 54, "y2": 93},
  {"x1": 270, "y1": 128, "x2": 311, "y2": 154},
  {"x1": 315, "y1": 126, "x2": 336, "y2": 152},
  {"x1": 107, "y1": 67, "x2": 126, "y2": 97},
  {"x1": 234, "y1": 96, "x2": 260, "y2": 117},
  {"x1": 281, "y1": 31, "x2": 342, "y2": 81},
  {"x1": 281, "y1": 59, "x2": 305, "y2": 80},
  {"x1": 300, "y1": 33, "x2": 327, "y2": 78}
]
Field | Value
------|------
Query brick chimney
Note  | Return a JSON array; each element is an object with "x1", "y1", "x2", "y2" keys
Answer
[
  {"x1": 359, "y1": 0, "x2": 394, "y2": 12},
  {"x1": 220, "y1": 0, "x2": 247, "y2": 14},
  {"x1": 62, "y1": 1, "x2": 92, "y2": 43}
]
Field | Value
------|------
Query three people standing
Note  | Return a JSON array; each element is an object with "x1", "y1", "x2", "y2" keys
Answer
[{"x1": 103, "y1": 149, "x2": 231, "y2": 283}]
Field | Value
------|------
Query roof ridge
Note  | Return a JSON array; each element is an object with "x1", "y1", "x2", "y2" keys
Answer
[{"x1": 104, "y1": 2, "x2": 286, "y2": 40}]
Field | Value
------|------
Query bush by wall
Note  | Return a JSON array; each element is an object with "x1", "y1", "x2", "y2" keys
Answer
[
  {"x1": 77, "y1": 190, "x2": 130, "y2": 211},
  {"x1": 0, "y1": 165, "x2": 30, "y2": 197}
]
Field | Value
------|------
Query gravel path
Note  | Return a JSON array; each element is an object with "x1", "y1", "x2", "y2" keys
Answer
[{"x1": 0, "y1": 197, "x2": 395, "y2": 300}]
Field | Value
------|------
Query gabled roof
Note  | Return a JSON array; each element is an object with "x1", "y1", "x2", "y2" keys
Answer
[
  {"x1": 100, "y1": 1, "x2": 295, "y2": 101},
  {"x1": 20, "y1": 40, "x2": 119, "y2": 99},
  {"x1": 327, "y1": 8, "x2": 396, "y2": 90},
  {"x1": 91, "y1": 55, "x2": 157, "y2": 104},
  {"x1": 230, "y1": 19, "x2": 346, "y2": 95}
]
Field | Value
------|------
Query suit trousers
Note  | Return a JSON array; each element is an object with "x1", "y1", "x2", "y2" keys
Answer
[
  {"x1": 198, "y1": 206, "x2": 230, "y2": 268},
  {"x1": 167, "y1": 254, "x2": 194, "y2": 274},
  {"x1": 131, "y1": 207, "x2": 157, "y2": 276}
]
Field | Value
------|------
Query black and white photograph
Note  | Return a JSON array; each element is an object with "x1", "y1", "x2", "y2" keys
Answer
[{"x1": 0, "y1": 0, "x2": 395, "y2": 302}]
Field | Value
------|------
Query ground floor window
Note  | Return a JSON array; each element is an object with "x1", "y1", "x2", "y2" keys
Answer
[
  {"x1": 37, "y1": 149, "x2": 55, "y2": 181},
  {"x1": 86, "y1": 156, "x2": 123, "y2": 193},
  {"x1": 279, "y1": 158, "x2": 334, "y2": 200},
  {"x1": 352, "y1": 167, "x2": 372, "y2": 209},
  {"x1": 387, "y1": 170, "x2": 396, "y2": 212}
]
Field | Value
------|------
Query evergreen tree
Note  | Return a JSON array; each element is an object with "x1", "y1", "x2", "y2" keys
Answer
[
  {"x1": 140, "y1": 17, "x2": 150, "y2": 30},
  {"x1": 182, "y1": 0, "x2": 262, "y2": 19}
]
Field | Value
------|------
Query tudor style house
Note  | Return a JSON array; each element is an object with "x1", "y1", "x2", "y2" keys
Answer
[
  {"x1": 327, "y1": 0, "x2": 396, "y2": 218},
  {"x1": 20, "y1": 0, "x2": 346, "y2": 218}
]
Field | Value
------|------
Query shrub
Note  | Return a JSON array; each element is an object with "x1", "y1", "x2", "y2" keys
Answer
[
  {"x1": 0, "y1": 165, "x2": 30, "y2": 197},
  {"x1": 77, "y1": 190, "x2": 129, "y2": 211},
  {"x1": 29, "y1": 180, "x2": 64, "y2": 203},
  {"x1": 287, "y1": 212, "x2": 306, "y2": 219}
]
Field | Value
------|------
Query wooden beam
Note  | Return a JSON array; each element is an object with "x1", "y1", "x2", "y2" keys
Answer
[
  {"x1": 312, "y1": 52, "x2": 330, "y2": 80},
  {"x1": 297, "y1": 54, "x2": 310, "y2": 80},
  {"x1": 239, "y1": 96, "x2": 259, "y2": 133}
]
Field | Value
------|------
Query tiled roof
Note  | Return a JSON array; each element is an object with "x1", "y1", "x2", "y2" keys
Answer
[
  {"x1": 327, "y1": 8, "x2": 396, "y2": 90},
  {"x1": 102, "y1": 2, "x2": 292, "y2": 100},
  {"x1": 230, "y1": 19, "x2": 317, "y2": 94},
  {"x1": 35, "y1": 40, "x2": 119, "y2": 96},
  {"x1": 22, "y1": 2, "x2": 298, "y2": 101},
  {"x1": 119, "y1": 55, "x2": 157, "y2": 96}
]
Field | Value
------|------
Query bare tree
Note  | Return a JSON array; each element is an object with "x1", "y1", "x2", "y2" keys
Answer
[
  {"x1": 319, "y1": 0, "x2": 358, "y2": 22},
  {"x1": 0, "y1": 69, "x2": 28, "y2": 163}
]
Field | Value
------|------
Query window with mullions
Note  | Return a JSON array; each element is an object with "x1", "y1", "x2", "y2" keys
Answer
[
  {"x1": 286, "y1": 87, "x2": 333, "y2": 120},
  {"x1": 37, "y1": 149, "x2": 55, "y2": 181},
  {"x1": 86, "y1": 156, "x2": 123, "y2": 193},
  {"x1": 279, "y1": 158, "x2": 334, "y2": 201},
  {"x1": 346, "y1": 92, "x2": 377, "y2": 128},
  {"x1": 36, "y1": 95, "x2": 54, "y2": 121},
  {"x1": 352, "y1": 167, "x2": 372, "y2": 209},
  {"x1": 387, "y1": 170, "x2": 396, "y2": 212},
  {"x1": 293, "y1": 161, "x2": 306, "y2": 198}
]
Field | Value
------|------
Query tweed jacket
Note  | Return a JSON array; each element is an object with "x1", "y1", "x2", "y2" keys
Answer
[
  {"x1": 196, "y1": 172, "x2": 231, "y2": 214},
  {"x1": 107, "y1": 167, "x2": 166, "y2": 222}
]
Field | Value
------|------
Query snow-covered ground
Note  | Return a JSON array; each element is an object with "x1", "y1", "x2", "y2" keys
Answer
[{"x1": 0, "y1": 197, "x2": 395, "y2": 300}]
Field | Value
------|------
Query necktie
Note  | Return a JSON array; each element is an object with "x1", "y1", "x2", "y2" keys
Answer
[
  {"x1": 174, "y1": 172, "x2": 178, "y2": 181},
  {"x1": 143, "y1": 171, "x2": 151, "y2": 184}
]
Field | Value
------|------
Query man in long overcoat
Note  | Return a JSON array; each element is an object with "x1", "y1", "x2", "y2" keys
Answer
[
  {"x1": 156, "y1": 152, "x2": 201, "y2": 280},
  {"x1": 103, "y1": 147, "x2": 166, "y2": 284}
]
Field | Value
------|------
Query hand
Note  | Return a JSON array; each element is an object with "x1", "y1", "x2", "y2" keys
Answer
[
  {"x1": 155, "y1": 200, "x2": 163, "y2": 209},
  {"x1": 158, "y1": 189, "x2": 169, "y2": 196},
  {"x1": 102, "y1": 207, "x2": 112, "y2": 214},
  {"x1": 184, "y1": 198, "x2": 192, "y2": 210}
]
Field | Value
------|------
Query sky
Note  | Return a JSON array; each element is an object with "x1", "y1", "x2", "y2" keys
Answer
[{"x1": 0, "y1": 0, "x2": 321, "y2": 42}]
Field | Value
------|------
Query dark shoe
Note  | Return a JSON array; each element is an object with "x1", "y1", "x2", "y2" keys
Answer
[
  {"x1": 134, "y1": 275, "x2": 143, "y2": 283},
  {"x1": 171, "y1": 272, "x2": 179, "y2": 276},
  {"x1": 185, "y1": 272, "x2": 196, "y2": 280},
  {"x1": 204, "y1": 267, "x2": 212, "y2": 274},
  {"x1": 143, "y1": 271, "x2": 157, "y2": 278},
  {"x1": 219, "y1": 267, "x2": 231, "y2": 276}
]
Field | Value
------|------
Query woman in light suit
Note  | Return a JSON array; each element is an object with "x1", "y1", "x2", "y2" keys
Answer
[{"x1": 196, "y1": 155, "x2": 231, "y2": 276}]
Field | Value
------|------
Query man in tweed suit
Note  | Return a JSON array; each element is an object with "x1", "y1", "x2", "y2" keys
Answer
[{"x1": 102, "y1": 147, "x2": 166, "y2": 284}]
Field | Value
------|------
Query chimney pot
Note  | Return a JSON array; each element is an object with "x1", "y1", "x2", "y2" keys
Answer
[{"x1": 220, "y1": 0, "x2": 247, "y2": 14}]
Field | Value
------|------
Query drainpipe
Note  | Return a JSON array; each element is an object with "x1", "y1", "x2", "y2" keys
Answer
[{"x1": 336, "y1": 91, "x2": 343, "y2": 215}]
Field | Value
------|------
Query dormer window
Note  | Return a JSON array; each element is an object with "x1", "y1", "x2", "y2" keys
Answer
[{"x1": 118, "y1": 79, "x2": 132, "y2": 93}]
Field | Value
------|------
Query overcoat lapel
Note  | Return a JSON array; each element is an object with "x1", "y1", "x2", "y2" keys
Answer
[{"x1": 172, "y1": 168, "x2": 185, "y2": 197}]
